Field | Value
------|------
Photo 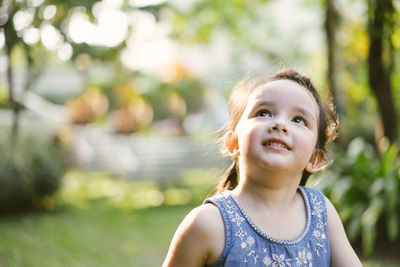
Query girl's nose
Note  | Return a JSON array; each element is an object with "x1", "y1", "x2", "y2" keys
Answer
[{"x1": 268, "y1": 121, "x2": 288, "y2": 134}]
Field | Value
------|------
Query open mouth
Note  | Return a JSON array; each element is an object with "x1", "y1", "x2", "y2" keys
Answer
[{"x1": 262, "y1": 139, "x2": 291, "y2": 150}]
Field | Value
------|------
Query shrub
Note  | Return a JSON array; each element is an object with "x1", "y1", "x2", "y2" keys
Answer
[
  {"x1": 0, "y1": 136, "x2": 66, "y2": 213},
  {"x1": 316, "y1": 137, "x2": 400, "y2": 255}
]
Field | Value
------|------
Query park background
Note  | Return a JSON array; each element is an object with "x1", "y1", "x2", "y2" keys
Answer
[{"x1": 1, "y1": 0, "x2": 400, "y2": 266}]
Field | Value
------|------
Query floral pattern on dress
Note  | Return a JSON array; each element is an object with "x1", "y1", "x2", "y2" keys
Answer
[
  {"x1": 295, "y1": 249, "x2": 313, "y2": 266},
  {"x1": 271, "y1": 253, "x2": 292, "y2": 267},
  {"x1": 220, "y1": 189, "x2": 328, "y2": 266},
  {"x1": 309, "y1": 192, "x2": 328, "y2": 256},
  {"x1": 263, "y1": 254, "x2": 272, "y2": 266}
]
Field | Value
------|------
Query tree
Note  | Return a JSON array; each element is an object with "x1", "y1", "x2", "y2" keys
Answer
[
  {"x1": 3, "y1": 1, "x2": 21, "y2": 146},
  {"x1": 323, "y1": 0, "x2": 340, "y2": 107},
  {"x1": 367, "y1": 0, "x2": 398, "y2": 144},
  {"x1": 1, "y1": 0, "x2": 101, "y2": 146}
]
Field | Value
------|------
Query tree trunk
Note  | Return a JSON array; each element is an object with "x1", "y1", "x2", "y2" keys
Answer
[
  {"x1": 4, "y1": 6, "x2": 20, "y2": 147},
  {"x1": 6, "y1": 52, "x2": 20, "y2": 146},
  {"x1": 324, "y1": 0, "x2": 339, "y2": 103},
  {"x1": 368, "y1": 0, "x2": 398, "y2": 144}
]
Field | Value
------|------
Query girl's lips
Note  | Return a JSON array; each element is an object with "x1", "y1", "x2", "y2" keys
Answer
[{"x1": 262, "y1": 138, "x2": 292, "y2": 150}]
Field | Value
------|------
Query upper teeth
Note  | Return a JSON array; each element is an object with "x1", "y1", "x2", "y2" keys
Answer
[{"x1": 266, "y1": 142, "x2": 288, "y2": 149}]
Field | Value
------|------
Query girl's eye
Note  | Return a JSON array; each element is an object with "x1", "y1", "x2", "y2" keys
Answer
[
  {"x1": 256, "y1": 110, "x2": 271, "y2": 118},
  {"x1": 293, "y1": 116, "x2": 306, "y2": 125}
]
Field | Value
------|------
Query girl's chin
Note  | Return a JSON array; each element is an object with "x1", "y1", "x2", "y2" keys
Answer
[{"x1": 257, "y1": 160, "x2": 291, "y2": 171}]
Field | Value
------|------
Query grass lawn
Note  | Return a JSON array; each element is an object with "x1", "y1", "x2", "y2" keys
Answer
[
  {"x1": 0, "y1": 200, "x2": 195, "y2": 267},
  {"x1": 0, "y1": 171, "x2": 399, "y2": 266}
]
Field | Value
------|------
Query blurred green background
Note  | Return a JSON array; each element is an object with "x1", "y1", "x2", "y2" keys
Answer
[{"x1": 1, "y1": 0, "x2": 400, "y2": 266}]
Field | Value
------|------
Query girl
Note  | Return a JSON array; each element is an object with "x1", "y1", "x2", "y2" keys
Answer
[{"x1": 163, "y1": 69, "x2": 362, "y2": 267}]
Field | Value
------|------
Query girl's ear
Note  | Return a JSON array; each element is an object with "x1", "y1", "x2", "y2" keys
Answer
[
  {"x1": 305, "y1": 149, "x2": 325, "y2": 173},
  {"x1": 224, "y1": 131, "x2": 240, "y2": 158}
]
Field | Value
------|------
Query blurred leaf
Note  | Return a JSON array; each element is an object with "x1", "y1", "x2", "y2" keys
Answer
[
  {"x1": 362, "y1": 224, "x2": 376, "y2": 255},
  {"x1": 331, "y1": 177, "x2": 351, "y2": 203},
  {"x1": 378, "y1": 144, "x2": 398, "y2": 176},
  {"x1": 387, "y1": 211, "x2": 399, "y2": 241},
  {"x1": 346, "y1": 137, "x2": 365, "y2": 161},
  {"x1": 361, "y1": 198, "x2": 383, "y2": 227},
  {"x1": 369, "y1": 177, "x2": 385, "y2": 196},
  {"x1": 348, "y1": 215, "x2": 361, "y2": 241},
  {"x1": 385, "y1": 176, "x2": 399, "y2": 211}
]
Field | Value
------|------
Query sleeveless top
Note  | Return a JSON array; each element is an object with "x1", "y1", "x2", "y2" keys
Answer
[{"x1": 203, "y1": 186, "x2": 330, "y2": 267}]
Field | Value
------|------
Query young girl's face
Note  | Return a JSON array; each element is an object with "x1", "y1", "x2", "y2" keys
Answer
[{"x1": 233, "y1": 79, "x2": 320, "y2": 177}]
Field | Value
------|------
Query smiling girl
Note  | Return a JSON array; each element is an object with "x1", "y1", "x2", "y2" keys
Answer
[{"x1": 163, "y1": 69, "x2": 362, "y2": 267}]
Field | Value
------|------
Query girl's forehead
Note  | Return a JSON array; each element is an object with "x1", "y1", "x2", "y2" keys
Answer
[
  {"x1": 250, "y1": 80, "x2": 317, "y2": 105},
  {"x1": 245, "y1": 79, "x2": 319, "y2": 115}
]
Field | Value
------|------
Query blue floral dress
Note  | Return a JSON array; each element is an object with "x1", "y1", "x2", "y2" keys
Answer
[{"x1": 203, "y1": 186, "x2": 330, "y2": 266}]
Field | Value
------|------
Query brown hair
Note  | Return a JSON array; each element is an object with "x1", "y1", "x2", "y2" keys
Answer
[{"x1": 216, "y1": 69, "x2": 338, "y2": 193}]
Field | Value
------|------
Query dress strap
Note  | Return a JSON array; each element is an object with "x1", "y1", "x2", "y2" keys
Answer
[
  {"x1": 301, "y1": 186, "x2": 330, "y2": 257},
  {"x1": 203, "y1": 192, "x2": 234, "y2": 266}
]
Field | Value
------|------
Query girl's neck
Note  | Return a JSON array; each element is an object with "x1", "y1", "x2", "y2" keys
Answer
[
  {"x1": 232, "y1": 178, "x2": 308, "y2": 242},
  {"x1": 232, "y1": 171, "x2": 302, "y2": 211}
]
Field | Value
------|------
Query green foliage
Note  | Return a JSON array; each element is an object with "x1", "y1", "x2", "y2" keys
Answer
[
  {"x1": 317, "y1": 138, "x2": 400, "y2": 255},
  {"x1": 145, "y1": 77, "x2": 206, "y2": 121},
  {"x1": 0, "y1": 84, "x2": 7, "y2": 108},
  {"x1": 0, "y1": 136, "x2": 66, "y2": 213},
  {"x1": 169, "y1": 0, "x2": 271, "y2": 43},
  {"x1": 61, "y1": 169, "x2": 218, "y2": 210}
]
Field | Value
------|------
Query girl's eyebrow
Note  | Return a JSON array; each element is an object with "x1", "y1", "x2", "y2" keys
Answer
[
  {"x1": 253, "y1": 100, "x2": 317, "y2": 122},
  {"x1": 253, "y1": 100, "x2": 275, "y2": 109},
  {"x1": 293, "y1": 107, "x2": 317, "y2": 122},
  {"x1": 249, "y1": 100, "x2": 275, "y2": 114}
]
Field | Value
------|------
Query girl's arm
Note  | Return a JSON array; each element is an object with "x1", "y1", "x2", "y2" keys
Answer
[
  {"x1": 162, "y1": 203, "x2": 225, "y2": 267},
  {"x1": 325, "y1": 196, "x2": 363, "y2": 267}
]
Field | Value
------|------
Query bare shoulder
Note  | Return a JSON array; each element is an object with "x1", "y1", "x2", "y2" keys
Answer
[
  {"x1": 162, "y1": 203, "x2": 225, "y2": 267},
  {"x1": 179, "y1": 203, "x2": 224, "y2": 240},
  {"x1": 323, "y1": 196, "x2": 362, "y2": 267},
  {"x1": 323, "y1": 196, "x2": 337, "y2": 218},
  {"x1": 182, "y1": 203, "x2": 225, "y2": 249},
  {"x1": 191, "y1": 202, "x2": 224, "y2": 228},
  {"x1": 323, "y1": 196, "x2": 345, "y2": 239}
]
